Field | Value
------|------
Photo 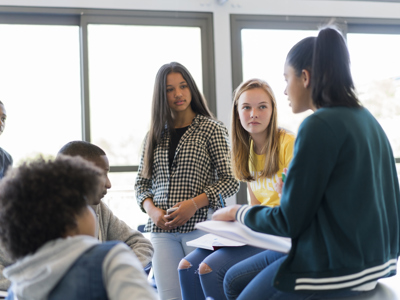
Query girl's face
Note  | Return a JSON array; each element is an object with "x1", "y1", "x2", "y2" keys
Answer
[
  {"x1": 237, "y1": 88, "x2": 273, "y2": 138},
  {"x1": 0, "y1": 104, "x2": 7, "y2": 136},
  {"x1": 283, "y1": 62, "x2": 314, "y2": 113},
  {"x1": 166, "y1": 72, "x2": 193, "y2": 115}
]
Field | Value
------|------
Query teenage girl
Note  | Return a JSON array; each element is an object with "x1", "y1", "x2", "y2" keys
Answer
[
  {"x1": 178, "y1": 78, "x2": 295, "y2": 300},
  {"x1": 135, "y1": 62, "x2": 239, "y2": 300},
  {"x1": 213, "y1": 26, "x2": 400, "y2": 300}
]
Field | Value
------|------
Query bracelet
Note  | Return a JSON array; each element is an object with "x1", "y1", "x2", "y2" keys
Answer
[{"x1": 191, "y1": 198, "x2": 198, "y2": 210}]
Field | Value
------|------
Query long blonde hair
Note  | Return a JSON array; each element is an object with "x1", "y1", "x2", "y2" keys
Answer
[{"x1": 231, "y1": 78, "x2": 283, "y2": 181}]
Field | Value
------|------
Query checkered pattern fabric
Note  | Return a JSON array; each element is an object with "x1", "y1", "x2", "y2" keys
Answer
[{"x1": 135, "y1": 114, "x2": 239, "y2": 233}]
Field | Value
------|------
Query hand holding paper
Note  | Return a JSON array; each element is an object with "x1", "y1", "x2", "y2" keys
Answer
[
  {"x1": 212, "y1": 205, "x2": 241, "y2": 221},
  {"x1": 194, "y1": 220, "x2": 291, "y2": 253}
]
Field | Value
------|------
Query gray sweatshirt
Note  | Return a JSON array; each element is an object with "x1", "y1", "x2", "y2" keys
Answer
[
  {"x1": 0, "y1": 200, "x2": 154, "y2": 291},
  {"x1": 92, "y1": 201, "x2": 154, "y2": 267},
  {"x1": 4, "y1": 235, "x2": 158, "y2": 300}
]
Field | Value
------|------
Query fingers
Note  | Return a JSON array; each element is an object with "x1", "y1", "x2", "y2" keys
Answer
[
  {"x1": 212, "y1": 207, "x2": 232, "y2": 221},
  {"x1": 212, "y1": 205, "x2": 240, "y2": 221},
  {"x1": 165, "y1": 215, "x2": 188, "y2": 228},
  {"x1": 155, "y1": 216, "x2": 171, "y2": 230}
]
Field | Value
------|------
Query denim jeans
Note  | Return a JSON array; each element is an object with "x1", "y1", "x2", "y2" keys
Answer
[
  {"x1": 150, "y1": 230, "x2": 206, "y2": 300},
  {"x1": 179, "y1": 246, "x2": 265, "y2": 300},
  {"x1": 224, "y1": 250, "x2": 365, "y2": 300}
]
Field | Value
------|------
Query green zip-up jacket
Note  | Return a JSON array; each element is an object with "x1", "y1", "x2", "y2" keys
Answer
[{"x1": 237, "y1": 107, "x2": 400, "y2": 293}]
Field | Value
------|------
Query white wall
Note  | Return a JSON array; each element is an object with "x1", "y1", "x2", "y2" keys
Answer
[{"x1": 1, "y1": 0, "x2": 399, "y2": 205}]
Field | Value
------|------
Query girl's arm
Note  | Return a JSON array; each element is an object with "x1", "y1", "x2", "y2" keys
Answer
[
  {"x1": 166, "y1": 122, "x2": 239, "y2": 229},
  {"x1": 134, "y1": 134, "x2": 155, "y2": 214},
  {"x1": 235, "y1": 116, "x2": 338, "y2": 238},
  {"x1": 203, "y1": 123, "x2": 240, "y2": 208},
  {"x1": 142, "y1": 198, "x2": 170, "y2": 231},
  {"x1": 164, "y1": 193, "x2": 209, "y2": 228}
]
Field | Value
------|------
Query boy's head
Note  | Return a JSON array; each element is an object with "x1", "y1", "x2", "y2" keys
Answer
[
  {"x1": 57, "y1": 141, "x2": 111, "y2": 205},
  {"x1": 0, "y1": 156, "x2": 102, "y2": 261},
  {"x1": 0, "y1": 100, "x2": 7, "y2": 136}
]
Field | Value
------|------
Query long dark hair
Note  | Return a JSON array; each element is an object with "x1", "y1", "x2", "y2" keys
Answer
[
  {"x1": 286, "y1": 26, "x2": 361, "y2": 109},
  {"x1": 142, "y1": 62, "x2": 214, "y2": 178}
]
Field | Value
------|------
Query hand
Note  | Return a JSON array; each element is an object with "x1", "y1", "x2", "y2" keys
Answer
[
  {"x1": 164, "y1": 200, "x2": 197, "y2": 229},
  {"x1": 212, "y1": 205, "x2": 241, "y2": 221},
  {"x1": 147, "y1": 206, "x2": 170, "y2": 231}
]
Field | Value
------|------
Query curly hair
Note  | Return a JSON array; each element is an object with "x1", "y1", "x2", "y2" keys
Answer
[{"x1": 0, "y1": 155, "x2": 102, "y2": 261}]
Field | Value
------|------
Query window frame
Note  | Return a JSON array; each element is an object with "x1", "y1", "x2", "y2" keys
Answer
[
  {"x1": 231, "y1": 14, "x2": 400, "y2": 203},
  {"x1": 0, "y1": 7, "x2": 216, "y2": 174}
]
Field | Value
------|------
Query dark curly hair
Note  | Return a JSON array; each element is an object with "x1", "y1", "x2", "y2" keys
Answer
[{"x1": 0, "y1": 155, "x2": 102, "y2": 260}]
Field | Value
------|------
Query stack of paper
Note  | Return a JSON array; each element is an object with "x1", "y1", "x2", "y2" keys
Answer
[
  {"x1": 187, "y1": 233, "x2": 245, "y2": 250},
  {"x1": 193, "y1": 220, "x2": 291, "y2": 253}
]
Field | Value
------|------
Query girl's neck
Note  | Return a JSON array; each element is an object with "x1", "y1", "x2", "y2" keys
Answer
[
  {"x1": 172, "y1": 108, "x2": 196, "y2": 129},
  {"x1": 251, "y1": 133, "x2": 268, "y2": 155}
]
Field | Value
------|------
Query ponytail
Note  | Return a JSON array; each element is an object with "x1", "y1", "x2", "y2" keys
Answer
[
  {"x1": 311, "y1": 27, "x2": 361, "y2": 108},
  {"x1": 286, "y1": 26, "x2": 362, "y2": 109}
]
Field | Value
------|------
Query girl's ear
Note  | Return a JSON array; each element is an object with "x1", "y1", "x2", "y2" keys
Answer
[{"x1": 301, "y1": 69, "x2": 311, "y2": 88}]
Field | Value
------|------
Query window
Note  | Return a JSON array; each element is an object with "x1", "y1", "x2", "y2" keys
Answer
[
  {"x1": 0, "y1": 23, "x2": 81, "y2": 161},
  {"x1": 0, "y1": 8, "x2": 215, "y2": 231},
  {"x1": 87, "y1": 24, "x2": 203, "y2": 166},
  {"x1": 241, "y1": 28, "x2": 317, "y2": 134},
  {"x1": 231, "y1": 15, "x2": 400, "y2": 203},
  {"x1": 347, "y1": 31, "x2": 400, "y2": 159}
]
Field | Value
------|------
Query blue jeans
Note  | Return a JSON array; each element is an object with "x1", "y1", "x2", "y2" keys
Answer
[
  {"x1": 179, "y1": 246, "x2": 265, "y2": 300},
  {"x1": 224, "y1": 250, "x2": 365, "y2": 300},
  {"x1": 150, "y1": 230, "x2": 206, "y2": 300}
]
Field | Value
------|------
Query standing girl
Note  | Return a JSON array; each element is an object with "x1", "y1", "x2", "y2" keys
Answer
[
  {"x1": 135, "y1": 62, "x2": 239, "y2": 300},
  {"x1": 178, "y1": 78, "x2": 295, "y2": 300},
  {"x1": 213, "y1": 26, "x2": 400, "y2": 300}
]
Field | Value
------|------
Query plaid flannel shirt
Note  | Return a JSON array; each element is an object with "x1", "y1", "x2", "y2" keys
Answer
[{"x1": 135, "y1": 114, "x2": 239, "y2": 233}]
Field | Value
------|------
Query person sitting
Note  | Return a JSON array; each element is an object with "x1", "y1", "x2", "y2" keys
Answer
[
  {"x1": 0, "y1": 101, "x2": 13, "y2": 292},
  {"x1": 0, "y1": 155, "x2": 158, "y2": 300},
  {"x1": 0, "y1": 140, "x2": 154, "y2": 291},
  {"x1": 57, "y1": 141, "x2": 154, "y2": 267},
  {"x1": 213, "y1": 26, "x2": 400, "y2": 300},
  {"x1": 0, "y1": 101, "x2": 12, "y2": 180},
  {"x1": 178, "y1": 78, "x2": 295, "y2": 300}
]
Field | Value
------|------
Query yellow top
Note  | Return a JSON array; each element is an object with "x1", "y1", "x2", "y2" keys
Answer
[{"x1": 248, "y1": 130, "x2": 295, "y2": 207}]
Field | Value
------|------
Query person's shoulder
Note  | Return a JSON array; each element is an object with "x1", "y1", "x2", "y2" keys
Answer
[
  {"x1": 279, "y1": 129, "x2": 296, "y2": 145},
  {"x1": 196, "y1": 115, "x2": 226, "y2": 130},
  {"x1": 96, "y1": 201, "x2": 113, "y2": 215},
  {"x1": 313, "y1": 106, "x2": 362, "y2": 119},
  {"x1": 0, "y1": 147, "x2": 12, "y2": 164},
  {"x1": 0, "y1": 147, "x2": 11, "y2": 157}
]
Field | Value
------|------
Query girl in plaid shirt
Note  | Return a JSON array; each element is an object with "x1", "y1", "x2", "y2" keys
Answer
[{"x1": 135, "y1": 62, "x2": 239, "y2": 300}]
